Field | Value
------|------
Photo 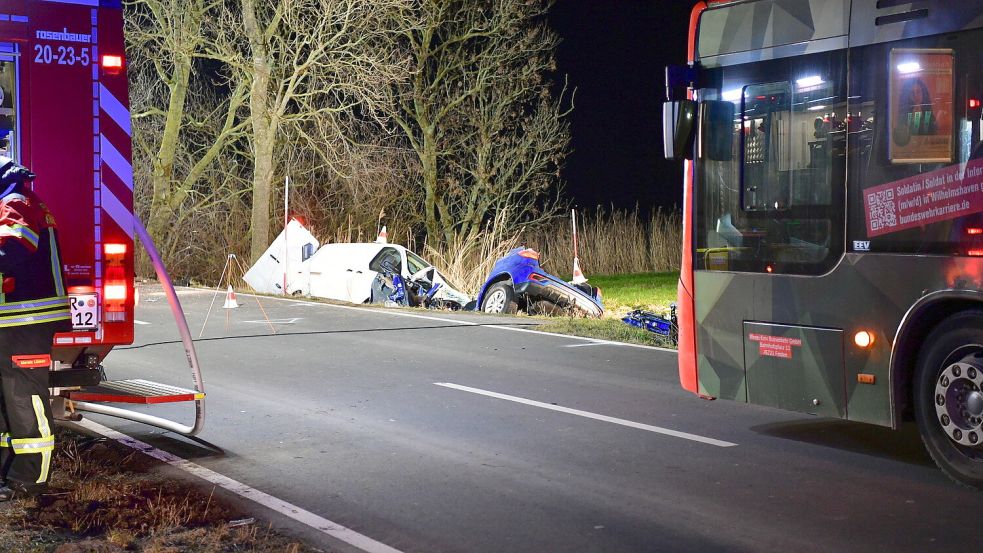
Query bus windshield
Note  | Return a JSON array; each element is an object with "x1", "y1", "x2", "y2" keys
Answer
[{"x1": 695, "y1": 50, "x2": 846, "y2": 275}]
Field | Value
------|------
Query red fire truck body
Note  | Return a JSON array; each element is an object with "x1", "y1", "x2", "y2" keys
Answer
[{"x1": 0, "y1": 0, "x2": 134, "y2": 368}]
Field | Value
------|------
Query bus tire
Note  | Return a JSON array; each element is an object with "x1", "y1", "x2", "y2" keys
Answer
[{"x1": 914, "y1": 310, "x2": 983, "y2": 490}]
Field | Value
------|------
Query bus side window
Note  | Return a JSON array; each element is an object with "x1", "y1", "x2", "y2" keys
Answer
[{"x1": 848, "y1": 29, "x2": 983, "y2": 256}]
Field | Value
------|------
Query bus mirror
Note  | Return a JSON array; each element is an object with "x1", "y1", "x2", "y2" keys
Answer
[
  {"x1": 700, "y1": 100, "x2": 735, "y2": 161},
  {"x1": 663, "y1": 100, "x2": 697, "y2": 161},
  {"x1": 665, "y1": 64, "x2": 701, "y2": 101}
]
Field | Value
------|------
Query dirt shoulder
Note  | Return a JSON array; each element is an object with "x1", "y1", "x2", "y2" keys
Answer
[{"x1": 0, "y1": 426, "x2": 322, "y2": 553}]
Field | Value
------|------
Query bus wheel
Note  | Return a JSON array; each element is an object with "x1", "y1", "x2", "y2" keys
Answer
[{"x1": 915, "y1": 311, "x2": 983, "y2": 489}]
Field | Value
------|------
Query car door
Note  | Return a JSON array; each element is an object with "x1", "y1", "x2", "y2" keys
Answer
[
  {"x1": 354, "y1": 247, "x2": 402, "y2": 303},
  {"x1": 308, "y1": 245, "x2": 346, "y2": 301}
]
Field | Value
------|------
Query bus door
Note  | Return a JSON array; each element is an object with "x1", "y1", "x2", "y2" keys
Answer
[{"x1": 693, "y1": 45, "x2": 849, "y2": 416}]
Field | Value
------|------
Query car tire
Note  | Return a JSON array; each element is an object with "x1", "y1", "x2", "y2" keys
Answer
[
  {"x1": 914, "y1": 310, "x2": 983, "y2": 490},
  {"x1": 482, "y1": 282, "x2": 518, "y2": 314}
]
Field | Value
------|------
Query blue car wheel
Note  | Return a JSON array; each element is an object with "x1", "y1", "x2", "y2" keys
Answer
[{"x1": 481, "y1": 282, "x2": 517, "y2": 314}]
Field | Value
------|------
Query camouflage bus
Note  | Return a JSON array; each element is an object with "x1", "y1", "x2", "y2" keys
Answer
[{"x1": 664, "y1": 0, "x2": 983, "y2": 488}]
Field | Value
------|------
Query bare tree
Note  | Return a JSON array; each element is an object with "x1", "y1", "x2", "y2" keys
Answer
[
  {"x1": 271, "y1": 118, "x2": 421, "y2": 245},
  {"x1": 126, "y1": 0, "x2": 248, "y2": 248},
  {"x1": 213, "y1": 0, "x2": 412, "y2": 262},
  {"x1": 390, "y1": 0, "x2": 571, "y2": 244}
]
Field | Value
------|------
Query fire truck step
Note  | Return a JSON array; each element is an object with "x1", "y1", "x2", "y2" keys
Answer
[{"x1": 64, "y1": 379, "x2": 205, "y2": 405}]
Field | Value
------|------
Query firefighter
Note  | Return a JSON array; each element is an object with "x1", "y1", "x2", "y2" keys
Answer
[{"x1": 0, "y1": 158, "x2": 70, "y2": 500}]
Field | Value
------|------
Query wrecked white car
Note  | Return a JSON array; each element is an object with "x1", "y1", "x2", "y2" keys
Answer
[
  {"x1": 244, "y1": 223, "x2": 470, "y2": 309},
  {"x1": 307, "y1": 243, "x2": 471, "y2": 309}
]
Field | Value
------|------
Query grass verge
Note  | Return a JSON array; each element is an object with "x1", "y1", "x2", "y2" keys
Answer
[
  {"x1": 536, "y1": 272, "x2": 679, "y2": 348},
  {"x1": 535, "y1": 317, "x2": 676, "y2": 348},
  {"x1": 0, "y1": 427, "x2": 319, "y2": 552},
  {"x1": 589, "y1": 272, "x2": 678, "y2": 315}
]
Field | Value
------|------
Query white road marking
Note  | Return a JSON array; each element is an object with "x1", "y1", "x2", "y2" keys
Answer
[
  {"x1": 226, "y1": 290, "x2": 677, "y2": 353},
  {"x1": 134, "y1": 320, "x2": 151, "y2": 325},
  {"x1": 563, "y1": 342, "x2": 609, "y2": 348},
  {"x1": 434, "y1": 382, "x2": 737, "y2": 448},
  {"x1": 243, "y1": 318, "x2": 302, "y2": 325},
  {"x1": 174, "y1": 289, "x2": 213, "y2": 295},
  {"x1": 74, "y1": 419, "x2": 406, "y2": 553}
]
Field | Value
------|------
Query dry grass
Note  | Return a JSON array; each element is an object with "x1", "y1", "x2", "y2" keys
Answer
[
  {"x1": 421, "y1": 211, "x2": 524, "y2": 296},
  {"x1": 418, "y1": 207, "x2": 682, "y2": 298},
  {"x1": 524, "y1": 206, "x2": 681, "y2": 277},
  {"x1": 0, "y1": 428, "x2": 320, "y2": 552}
]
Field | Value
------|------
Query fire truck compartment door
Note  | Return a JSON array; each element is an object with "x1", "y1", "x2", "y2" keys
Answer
[{"x1": 743, "y1": 322, "x2": 845, "y2": 418}]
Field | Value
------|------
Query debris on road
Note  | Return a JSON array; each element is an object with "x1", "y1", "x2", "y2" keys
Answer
[
  {"x1": 228, "y1": 517, "x2": 257, "y2": 528},
  {"x1": 621, "y1": 306, "x2": 678, "y2": 345}
]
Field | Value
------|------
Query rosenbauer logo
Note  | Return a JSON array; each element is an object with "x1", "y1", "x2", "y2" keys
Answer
[{"x1": 35, "y1": 28, "x2": 91, "y2": 44}]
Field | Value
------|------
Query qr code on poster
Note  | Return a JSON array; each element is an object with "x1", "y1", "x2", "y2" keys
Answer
[{"x1": 867, "y1": 189, "x2": 897, "y2": 231}]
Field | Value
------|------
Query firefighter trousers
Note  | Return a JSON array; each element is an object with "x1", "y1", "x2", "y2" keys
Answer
[{"x1": 0, "y1": 321, "x2": 65, "y2": 493}]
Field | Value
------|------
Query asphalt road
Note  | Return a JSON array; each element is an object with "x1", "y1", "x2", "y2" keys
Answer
[{"x1": 77, "y1": 285, "x2": 983, "y2": 553}]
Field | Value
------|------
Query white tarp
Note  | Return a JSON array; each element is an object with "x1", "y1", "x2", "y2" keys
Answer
[{"x1": 243, "y1": 220, "x2": 320, "y2": 295}]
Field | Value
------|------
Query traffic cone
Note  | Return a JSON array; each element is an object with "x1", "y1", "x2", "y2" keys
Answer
[
  {"x1": 572, "y1": 257, "x2": 587, "y2": 284},
  {"x1": 223, "y1": 285, "x2": 239, "y2": 309},
  {"x1": 375, "y1": 225, "x2": 388, "y2": 244}
]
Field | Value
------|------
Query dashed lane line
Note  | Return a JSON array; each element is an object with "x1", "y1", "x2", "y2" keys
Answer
[
  {"x1": 434, "y1": 382, "x2": 738, "y2": 448},
  {"x1": 74, "y1": 419, "x2": 406, "y2": 553}
]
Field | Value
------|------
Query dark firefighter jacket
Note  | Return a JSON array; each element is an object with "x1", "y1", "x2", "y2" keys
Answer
[{"x1": 0, "y1": 175, "x2": 69, "y2": 328}]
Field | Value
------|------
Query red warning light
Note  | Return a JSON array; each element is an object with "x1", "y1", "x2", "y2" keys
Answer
[
  {"x1": 102, "y1": 55, "x2": 124, "y2": 75},
  {"x1": 970, "y1": 98, "x2": 982, "y2": 109},
  {"x1": 969, "y1": 250, "x2": 983, "y2": 257},
  {"x1": 104, "y1": 243, "x2": 127, "y2": 255},
  {"x1": 968, "y1": 227, "x2": 983, "y2": 235}
]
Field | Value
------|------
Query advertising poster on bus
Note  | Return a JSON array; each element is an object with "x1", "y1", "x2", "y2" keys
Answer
[
  {"x1": 864, "y1": 158, "x2": 983, "y2": 237},
  {"x1": 889, "y1": 48, "x2": 954, "y2": 164}
]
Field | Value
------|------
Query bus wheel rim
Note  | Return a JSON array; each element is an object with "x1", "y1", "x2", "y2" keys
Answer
[{"x1": 935, "y1": 359, "x2": 983, "y2": 447}]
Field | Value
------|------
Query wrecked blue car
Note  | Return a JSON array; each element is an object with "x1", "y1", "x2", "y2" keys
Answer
[{"x1": 475, "y1": 248, "x2": 604, "y2": 318}]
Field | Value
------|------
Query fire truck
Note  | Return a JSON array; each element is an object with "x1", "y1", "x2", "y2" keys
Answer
[{"x1": 0, "y1": 0, "x2": 204, "y2": 435}]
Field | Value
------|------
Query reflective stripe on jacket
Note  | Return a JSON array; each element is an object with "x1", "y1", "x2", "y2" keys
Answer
[{"x1": 0, "y1": 189, "x2": 69, "y2": 328}]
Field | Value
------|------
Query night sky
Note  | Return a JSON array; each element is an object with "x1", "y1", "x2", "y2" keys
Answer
[{"x1": 550, "y1": 1, "x2": 693, "y2": 212}]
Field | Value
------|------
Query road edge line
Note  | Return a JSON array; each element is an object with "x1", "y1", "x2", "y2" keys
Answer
[
  {"x1": 218, "y1": 288, "x2": 678, "y2": 354},
  {"x1": 73, "y1": 419, "x2": 405, "y2": 553}
]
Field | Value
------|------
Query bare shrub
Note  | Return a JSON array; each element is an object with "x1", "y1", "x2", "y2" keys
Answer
[{"x1": 422, "y1": 211, "x2": 523, "y2": 296}]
